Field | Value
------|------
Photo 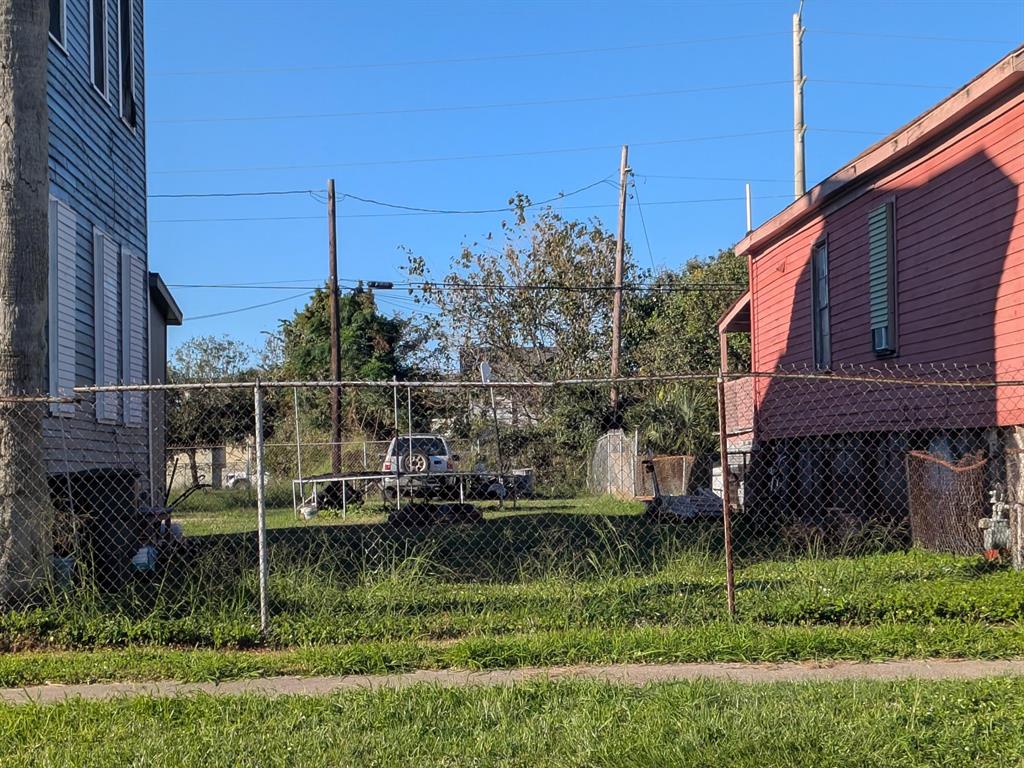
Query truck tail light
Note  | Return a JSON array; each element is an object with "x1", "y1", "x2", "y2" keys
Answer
[
  {"x1": 383, "y1": 461, "x2": 391, "y2": 471},
  {"x1": 447, "y1": 459, "x2": 453, "y2": 471}
]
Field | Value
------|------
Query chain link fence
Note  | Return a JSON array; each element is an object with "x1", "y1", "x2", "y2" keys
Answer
[{"x1": 1, "y1": 364, "x2": 1022, "y2": 637}]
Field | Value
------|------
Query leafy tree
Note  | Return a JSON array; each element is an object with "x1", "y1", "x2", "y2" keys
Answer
[
  {"x1": 166, "y1": 336, "x2": 259, "y2": 486},
  {"x1": 631, "y1": 249, "x2": 750, "y2": 375},
  {"x1": 278, "y1": 285, "x2": 416, "y2": 438},
  {"x1": 405, "y1": 197, "x2": 649, "y2": 381}
]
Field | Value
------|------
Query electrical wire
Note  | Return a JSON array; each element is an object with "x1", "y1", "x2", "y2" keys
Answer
[
  {"x1": 148, "y1": 32, "x2": 788, "y2": 77},
  {"x1": 151, "y1": 78, "x2": 956, "y2": 126},
  {"x1": 338, "y1": 176, "x2": 612, "y2": 215},
  {"x1": 151, "y1": 81, "x2": 792, "y2": 125},
  {"x1": 147, "y1": 29, "x2": 1016, "y2": 79},
  {"x1": 148, "y1": 129, "x2": 798, "y2": 175},
  {"x1": 635, "y1": 173, "x2": 792, "y2": 183},
  {"x1": 185, "y1": 292, "x2": 312, "y2": 321},
  {"x1": 148, "y1": 189, "x2": 325, "y2": 200},
  {"x1": 809, "y1": 28, "x2": 1018, "y2": 45},
  {"x1": 149, "y1": 193, "x2": 793, "y2": 223},
  {"x1": 629, "y1": 176, "x2": 657, "y2": 272},
  {"x1": 170, "y1": 284, "x2": 324, "y2": 290},
  {"x1": 350, "y1": 279, "x2": 746, "y2": 293}
]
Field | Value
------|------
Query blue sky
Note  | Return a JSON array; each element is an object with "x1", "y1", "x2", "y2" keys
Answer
[{"x1": 145, "y1": 0, "x2": 1024, "y2": 354}]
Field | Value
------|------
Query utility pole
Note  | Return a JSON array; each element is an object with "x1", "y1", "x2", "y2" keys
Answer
[
  {"x1": 745, "y1": 182, "x2": 752, "y2": 233},
  {"x1": 792, "y1": 3, "x2": 806, "y2": 199},
  {"x1": 610, "y1": 144, "x2": 629, "y2": 411},
  {"x1": 327, "y1": 179, "x2": 342, "y2": 474}
]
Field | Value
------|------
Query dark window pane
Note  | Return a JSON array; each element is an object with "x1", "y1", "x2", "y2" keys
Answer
[
  {"x1": 49, "y1": 0, "x2": 63, "y2": 43},
  {"x1": 92, "y1": 0, "x2": 106, "y2": 92},
  {"x1": 118, "y1": 0, "x2": 135, "y2": 124}
]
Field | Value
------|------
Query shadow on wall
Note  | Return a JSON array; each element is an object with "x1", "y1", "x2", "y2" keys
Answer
[{"x1": 741, "y1": 149, "x2": 1020, "y2": 552}]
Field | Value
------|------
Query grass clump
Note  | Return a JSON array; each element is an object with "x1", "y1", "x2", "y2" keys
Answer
[{"x1": 4, "y1": 678, "x2": 1024, "y2": 766}]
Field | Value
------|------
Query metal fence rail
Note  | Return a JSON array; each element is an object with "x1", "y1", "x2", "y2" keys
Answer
[{"x1": 0, "y1": 363, "x2": 1021, "y2": 635}]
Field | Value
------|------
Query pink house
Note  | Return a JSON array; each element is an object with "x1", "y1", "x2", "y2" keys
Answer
[{"x1": 717, "y1": 46, "x2": 1024, "y2": 547}]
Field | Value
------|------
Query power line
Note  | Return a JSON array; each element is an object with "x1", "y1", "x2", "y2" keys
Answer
[
  {"x1": 338, "y1": 176, "x2": 613, "y2": 215},
  {"x1": 152, "y1": 175, "x2": 614, "y2": 223},
  {"x1": 148, "y1": 129, "x2": 807, "y2": 175},
  {"x1": 636, "y1": 173, "x2": 792, "y2": 183},
  {"x1": 629, "y1": 176, "x2": 657, "y2": 272},
  {"x1": 147, "y1": 132, "x2": 788, "y2": 177},
  {"x1": 809, "y1": 28, "x2": 1018, "y2": 45},
  {"x1": 170, "y1": 283, "x2": 324, "y2": 290},
  {"x1": 146, "y1": 29, "x2": 1015, "y2": 79},
  {"x1": 149, "y1": 193, "x2": 794, "y2": 223},
  {"x1": 148, "y1": 32, "x2": 788, "y2": 77},
  {"x1": 148, "y1": 188, "x2": 325, "y2": 200},
  {"x1": 150, "y1": 78, "x2": 954, "y2": 126},
  {"x1": 150, "y1": 173, "x2": 785, "y2": 200},
  {"x1": 185, "y1": 292, "x2": 312, "y2": 322},
  {"x1": 151, "y1": 81, "x2": 792, "y2": 125},
  {"x1": 347, "y1": 278, "x2": 746, "y2": 294}
]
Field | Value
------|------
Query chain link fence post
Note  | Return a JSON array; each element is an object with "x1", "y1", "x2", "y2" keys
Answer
[
  {"x1": 717, "y1": 373, "x2": 737, "y2": 618},
  {"x1": 253, "y1": 380, "x2": 270, "y2": 635}
]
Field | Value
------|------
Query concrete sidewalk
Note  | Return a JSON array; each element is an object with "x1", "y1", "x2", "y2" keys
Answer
[{"x1": 4, "y1": 658, "x2": 1024, "y2": 705}]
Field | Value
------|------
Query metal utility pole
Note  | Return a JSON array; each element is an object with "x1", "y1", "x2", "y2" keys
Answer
[
  {"x1": 610, "y1": 145, "x2": 629, "y2": 410},
  {"x1": 745, "y1": 183, "x2": 752, "y2": 233},
  {"x1": 792, "y1": 5, "x2": 806, "y2": 199},
  {"x1": 327, "y1": 179, "x2": 342, "y2": 473}
]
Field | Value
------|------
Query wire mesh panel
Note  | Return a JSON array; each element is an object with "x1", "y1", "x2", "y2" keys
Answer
[
  {"x1": 2, "y1": 363, "x2": 1024, "y2": 641},
  {"x1": 723, "y1": 365, "x2": 1024, "y2": 567}
]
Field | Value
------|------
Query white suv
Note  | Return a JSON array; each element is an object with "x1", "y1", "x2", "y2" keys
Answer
[{"x1": 380, "y1": 434, "x2": 459, "y2": 500}]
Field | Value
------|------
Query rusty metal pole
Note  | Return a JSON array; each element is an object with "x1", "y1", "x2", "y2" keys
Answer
[
  {"x1": 717, "y1": 373, "x2": 737, "y2": 618},
  {"x1": 327, "y1": 179, "x2": 342, "y2": 474}
]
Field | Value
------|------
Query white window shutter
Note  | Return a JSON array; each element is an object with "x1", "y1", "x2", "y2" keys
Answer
[
  {"x1": 93, "y1": 229, "x2": 121, "y2": 423},
  {"x1": 49, "y1": 202, "x2": 78, "y2": 415},
  {"x1": 121, "y1": 246, "x2": 146, "y2": 426}
]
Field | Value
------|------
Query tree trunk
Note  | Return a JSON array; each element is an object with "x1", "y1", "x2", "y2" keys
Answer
[
  {"x1": 0, "y1": 0, "x2": 51, "y2": 604},
  {"x1": 187, "y1": 449, "x2": 200, "y2": 488}
]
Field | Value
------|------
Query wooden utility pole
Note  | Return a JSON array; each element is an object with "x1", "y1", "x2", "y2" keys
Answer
[
  {"x1": 0, "y1": 0, "x2": 52, "y2": 603},
  {"x1": 327, "y1": 179, "x2": 342, "y2": 473},
  {"x1": 792, "y1": 4, "x2": 806, "y2": 199},
  {"x1": 610, "y1": 145, "x2": 629, "y2": 410}
]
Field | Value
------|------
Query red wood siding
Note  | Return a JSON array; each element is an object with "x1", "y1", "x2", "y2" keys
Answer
[{"x1": 749, "y1": 85, "x2": 1024, "y2": 437}]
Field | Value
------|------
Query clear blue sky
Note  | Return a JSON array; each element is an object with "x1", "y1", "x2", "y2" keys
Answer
[{"x1": 145, "y1": 0, "x2": 1024, "y2": 354}]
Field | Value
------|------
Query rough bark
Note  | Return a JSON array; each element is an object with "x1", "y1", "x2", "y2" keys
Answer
[{"x1": 0, "y1": 0, "x2": 51, "y2": 604}]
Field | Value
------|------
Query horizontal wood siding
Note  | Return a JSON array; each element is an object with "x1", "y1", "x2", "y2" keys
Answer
[
  {"x1": 44, "y1": 0, "x2": 149, "y2": 484},
  {"x1": 751, "y1": 85, "x2": 1024, "y2": 438}
]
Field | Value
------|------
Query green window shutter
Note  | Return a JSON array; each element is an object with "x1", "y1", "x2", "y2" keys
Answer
[{"x1": 868, "y1": 202, "x2": 896, "y2": 354}]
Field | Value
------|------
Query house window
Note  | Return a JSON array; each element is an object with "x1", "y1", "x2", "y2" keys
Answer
[
  {"x1": 812, "y1": 239, "x2": 831, "y2": 369},
  {"x1": 118, "y1": 0, "x2": 136, "y2": 126},
  {"x1": 90, "y1": 0, "x2": 107, "y2": 96},
  {"x1": 49, "y1": 0, "x2": 66, "y2": 47},
  {"x1": 868, "y1": 202, "x2": 897, "y2": 355}
]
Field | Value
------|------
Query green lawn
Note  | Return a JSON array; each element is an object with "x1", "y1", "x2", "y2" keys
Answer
[
  {"x1": 4, "y1": 494, "x2": 1024, "y2": 686},
  {"x1": 173, "y1": 490, "x2": 641, "y2": 536},
  {"x1": 4, "y1": 678, "x2": 1024, "y2": 767}
]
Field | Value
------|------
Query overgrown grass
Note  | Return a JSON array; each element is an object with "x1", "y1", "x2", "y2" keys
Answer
[
  {"x1": 3, "y1": 497, "x2": 1024, "y2": 684},
  {"x1": 4, "y1": 678, "x2": 1024, "y2": 766},
  {"x1": 4, "y1": 622, "x2": 1024, "y2": 686}
]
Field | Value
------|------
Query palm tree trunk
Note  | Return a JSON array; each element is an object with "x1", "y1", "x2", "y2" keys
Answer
[{"x1": 0, "y1": 0, "x2": 52, "y2": 604}]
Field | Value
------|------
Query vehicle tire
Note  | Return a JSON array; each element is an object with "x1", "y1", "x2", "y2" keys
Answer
[
  {"x1": 401, "y1": 452, "x2": 430, "y2": 474},
  {"x1": 229, "y1": 477, "x2": 251, "y2": 490},
  {"x1": 382, "y1": 485, "x2": 398, "y2": 503}
]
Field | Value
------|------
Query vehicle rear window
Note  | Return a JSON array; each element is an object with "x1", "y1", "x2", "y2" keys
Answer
[{"x1": 392, "y1": 437, "x2": 446, "y2": 456}]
